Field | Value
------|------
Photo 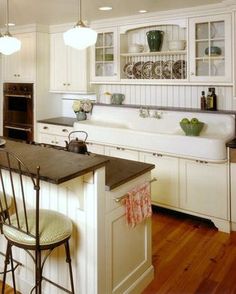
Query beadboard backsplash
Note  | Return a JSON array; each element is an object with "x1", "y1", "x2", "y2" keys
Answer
[{"x1": 97, "y1": 84, "x2": 235, "y2": 111}]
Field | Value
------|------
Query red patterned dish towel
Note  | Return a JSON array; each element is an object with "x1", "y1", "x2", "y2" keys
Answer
[{"x1": 122, "y1": 182, "x2": 152, "y2": 228}]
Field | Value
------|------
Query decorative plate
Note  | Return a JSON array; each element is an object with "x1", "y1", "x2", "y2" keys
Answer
[
  {"x1": 152, "y1": 60, "x2": 164, "y2": 79},
  {"x1": 141, "y1": 61, "x2": 154, "y2": 79},
  {"x1": 162, "y1": 60, "x2": 174, "y2": 79},
  {"x1": 0, "y1": 139, "x2": 6, "y2": 146},
  {"x1": 152, "y1": 61, "x2": 164, "y2": 79},
  {"x1": 133, "y1": 61, "x2": 144, "y2": 79},
  {"x1": 172, "y1": 60, "x2": 187, "y2": 79},
  {"x1": 123, "y1": 62, "x2": 134, "y2": 79}
]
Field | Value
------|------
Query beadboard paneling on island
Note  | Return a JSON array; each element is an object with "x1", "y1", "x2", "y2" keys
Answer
[{"x1": 97, "y1": 85, "x2": 234, "y2": 111}]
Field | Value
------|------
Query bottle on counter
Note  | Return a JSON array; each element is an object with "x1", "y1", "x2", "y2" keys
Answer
[
  {"x1": 200, "y1": 91, "x2": 206, "y2": 110},
  {"x1": 211, "y1": 87, "x2": 217, "y2": 111},
  {"x1": 206, "y1": 88, "x2": 213, "y2": 110}
]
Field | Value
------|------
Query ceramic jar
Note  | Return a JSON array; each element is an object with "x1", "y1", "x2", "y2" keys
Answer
[
  {"x1": 76, "y1": 111, "x2": 87, "y2": 121},
  {"x1": 146, "y1": 30, "x2": 164, "y2": 52}
]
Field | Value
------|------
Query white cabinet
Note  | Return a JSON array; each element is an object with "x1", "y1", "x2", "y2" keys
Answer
[
  {"x1": 139, "y1": 152, "x2": 179, "y2": 207},
  {"x1": 2, "y1": 32, "x2": 36, "y2": 82},
  {"x1": 179, "y1": 159, "x2": 229, "y2": 220},
  {"x1": 90, "y1": 28, "x2": 118, "y2": 82},
  {"x1": 189, "y1": 14, "x2": 232, "y2": 82},
  {"x1": 50, "y1": 32, "x2": 91, "y2": 93},
  {"x1": 104, "y1": 145, "x2": 139, "y2": 161},
  {"x1": 37, "y1": 123, "x2": 73, "y2": 147},
  {"x1": 86, "y1": 142, "x2": 105, "y2": 155}
]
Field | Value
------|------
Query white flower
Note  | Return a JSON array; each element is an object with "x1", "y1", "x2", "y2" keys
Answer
[
  {"x1": 72, "y1": 100, "x2": 82, "y2": 113},
  {"x1": 82, "y1": 100, "x2": 93, "y2": 113},
  {"x1": 72, "y1": 99, "x2": 93, "y2": 113}
]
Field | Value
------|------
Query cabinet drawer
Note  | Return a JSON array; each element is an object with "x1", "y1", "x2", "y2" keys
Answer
[
  {"x1": 37, "y1": 133, "x2": 68, "y2": 147},
  {"x1": 38, "y1": 123, "x2": 73, "y2": 136}
]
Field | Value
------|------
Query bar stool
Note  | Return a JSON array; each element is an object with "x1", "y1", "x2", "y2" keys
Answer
[{"x1": 0, "y1": 149, "x2": 75, "y2": 294}]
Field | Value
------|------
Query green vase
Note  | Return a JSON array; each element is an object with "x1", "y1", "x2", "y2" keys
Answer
[
  {"x1": 146, "y1": 30, "x2": 164, "y2": 52},
  {"x1": 76, "y1": 111, "x2": 87, "y2": 121}
]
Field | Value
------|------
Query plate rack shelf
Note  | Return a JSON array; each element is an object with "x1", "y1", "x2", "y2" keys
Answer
[{"x1": 121, "y1": 50, "x2": 187, "y2": 80}]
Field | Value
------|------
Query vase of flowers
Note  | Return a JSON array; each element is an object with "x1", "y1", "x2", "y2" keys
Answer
[{"x1": 72, "y1": 99, "x2": 93, "y2": 121}]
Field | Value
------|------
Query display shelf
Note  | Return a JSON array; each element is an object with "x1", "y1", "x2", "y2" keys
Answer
[{"x1": 120, "y1": 50, "x2": 187, "y2": 57}]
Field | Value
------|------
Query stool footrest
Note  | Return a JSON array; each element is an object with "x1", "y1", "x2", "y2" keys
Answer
[{"x1": 0, "y1": 251, "x2": 22, "y2": 275}]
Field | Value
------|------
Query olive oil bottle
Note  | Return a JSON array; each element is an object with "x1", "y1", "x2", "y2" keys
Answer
[{"x1": 206, "y1": 88, "x2": 213, "y2": 110}]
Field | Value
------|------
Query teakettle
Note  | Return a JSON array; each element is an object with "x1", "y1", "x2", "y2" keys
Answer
[{"x1": 65, "y1": 131, "x2": 89, "y2": 154}]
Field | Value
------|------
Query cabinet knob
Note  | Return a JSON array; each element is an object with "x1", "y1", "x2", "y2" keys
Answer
[
  {"x1": 43, "y1": 126, "x2": 48, "y2": 130},
  {"x1": 62, "y1": 129, "x2": 68, "y2": 133},
  {"x1": 63, "y1": 83, "x2": 66, "y2": 86},
  {"x1": 191, "y1": 72, "x2": 195, "y2": 76},
  {"x1": 67, "y1": 83, "x2": 71, "y2": 86},
  {"x1": 14, "y1": 74, "x2": 17, "y2": 77},
  {"x1": 51, "y1": 140, "x2": 54, "y2": 144},
  {"x1": 18, "y1": 74, "x2": 20, "y2": 77}
]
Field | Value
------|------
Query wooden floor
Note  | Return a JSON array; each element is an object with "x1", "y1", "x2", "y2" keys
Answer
[{"x1": 1, "y1": 208, "x2": 236, "y2": 294}]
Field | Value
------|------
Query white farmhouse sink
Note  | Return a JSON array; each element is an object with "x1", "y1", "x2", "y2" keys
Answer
[{"x1": 74, "y1": 106, "x2": 235, "y2": 161}]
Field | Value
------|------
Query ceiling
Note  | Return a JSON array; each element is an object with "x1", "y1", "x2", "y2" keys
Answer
[{"x1": 0, "y1": 0, "x2": 222, "y2": 27}]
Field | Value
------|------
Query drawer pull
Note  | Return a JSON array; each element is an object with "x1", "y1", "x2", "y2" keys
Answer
[
  {"x1": 43, "y1": 126, "x2": 48, "y2": 130},
  {"x1": 116, "y1": 147, "x2": 125, "y2": 151},
  {"x1": 196, "y1": 160, "x2": 208, "y2": 164},
  {"x1": 153, "y1": 153, "x2": 163, "y2": 157},
  {"x1": 62, "y1": 129, "x2": 69, "y2": 133}
]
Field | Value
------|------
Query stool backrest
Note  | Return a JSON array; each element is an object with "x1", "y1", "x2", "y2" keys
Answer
[{"x1": 0, "y1": 149, "x2": 40, "y2": 247}]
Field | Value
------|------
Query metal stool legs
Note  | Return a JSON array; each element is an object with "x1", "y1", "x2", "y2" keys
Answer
[
  {"x1": 2, "y1": 242, "x2": 17, "y2": 294},
  {"x1": 65, "y1": 240, "x2": 75, "y2": 294}
]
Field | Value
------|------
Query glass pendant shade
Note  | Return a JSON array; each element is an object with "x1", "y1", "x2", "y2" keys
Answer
[
  {"x1": 0, "y1": 34, "x2": 21, "y2": 55},
  {"x1": 63, "y1": 0, "x2": 97, "y2": 50},
  {"x1": 0, "y1": 0, "x2": 21, "y2": 55},
  {"x1": 63, "y1": 23, "x2": 97, "y2": 50}
]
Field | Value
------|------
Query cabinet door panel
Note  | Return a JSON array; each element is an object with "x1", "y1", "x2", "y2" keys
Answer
[
  {"x1": 140, "y1": 153, "x2": 179, "y2": 207},
  {"x1": 68, "y1": 47, "x2": 88, "y2": 92},
  {"x1": 50, "y1": 33, "x2": 67, "y2": 91},
  {"x1": 189, "y1": 14, "x2": 232, "y2": 82},
  {"x1": 2, "y1": 32, "x2": 35, "y2": 82},
  {"x1": 179, "y1": 159, "x2": 228, "y2": 219}
]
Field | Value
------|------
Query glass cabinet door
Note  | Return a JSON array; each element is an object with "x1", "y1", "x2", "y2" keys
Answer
[
  {"x1": 91, "y1": 28, "x2": 118, "y2": 81},
  {"x1": 189, "y1": 14, "x2": 231, "y2": 82}
]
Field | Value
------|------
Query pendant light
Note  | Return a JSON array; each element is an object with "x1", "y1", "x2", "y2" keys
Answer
[
  {"x1": 63, "y1": 0, "x2": 97, "y2": 50},
  {"x1": 0, "y1": 0, "x2": 21, "y2": 55}
]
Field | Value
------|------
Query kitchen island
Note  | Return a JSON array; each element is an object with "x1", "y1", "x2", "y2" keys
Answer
[{"x1": 0, "y1": 140, "x2": 154, "y2": 294}]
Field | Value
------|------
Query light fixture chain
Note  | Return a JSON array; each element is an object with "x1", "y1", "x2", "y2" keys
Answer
[
  {"x1": 78, "y1": 0, "x2": 81, "y2": 21},
  {"x1": 6, "y1": 0, "x2": 9, "y2": 33}
]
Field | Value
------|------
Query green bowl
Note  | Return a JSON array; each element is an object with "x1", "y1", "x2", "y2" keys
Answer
[{"x1": 180, "y1": 122, "x2": 204, "y2": 136}]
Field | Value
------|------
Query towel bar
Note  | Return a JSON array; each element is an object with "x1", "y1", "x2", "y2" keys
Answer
[{"x1": 114, "y1": 177, "x2": 157, "y2": 203}]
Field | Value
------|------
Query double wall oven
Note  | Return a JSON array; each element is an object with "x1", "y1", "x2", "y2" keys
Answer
[{"x1": 3, "y1": 83, "x2": 33, "y2": 141}]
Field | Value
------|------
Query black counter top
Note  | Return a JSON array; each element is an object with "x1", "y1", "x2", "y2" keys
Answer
[
  {"x1": 37, "y1": 117, "x2": 77, "y2": 127},
  {"x1": 94, "y1": 103, "x2": 236, "y2": 115},
  {"x1": 0, "y1": 140, "x2": 154, "y2": 189},
  {"x1": 226, "y1": 138, "x2": 236, "y2": 148}
]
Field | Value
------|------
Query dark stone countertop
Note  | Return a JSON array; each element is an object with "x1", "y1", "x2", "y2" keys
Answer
[
  {"x1": 226, "y1": 138, "x2": 236, "y2": 148},
  {"x1": 37, "y1": 117, "x2": 77, "y2": 127},
  {"x1": 0, "y1": 140, "x2": 154, "y2": 190}
]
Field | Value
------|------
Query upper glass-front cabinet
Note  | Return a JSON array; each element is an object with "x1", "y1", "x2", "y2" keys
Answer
[
  {"x1": 189, "y1": 14, "x2": 232, "y2": 82},
  {"x1": 91, "y1": 28, "x2": 118, "y2": 82}
]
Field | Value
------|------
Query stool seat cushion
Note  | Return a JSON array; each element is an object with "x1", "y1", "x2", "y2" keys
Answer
[
  {"x1": 3, "y1": 209, "x2": 72, "y2": 246},
  {"x1": 0, "y1": 193, "x2": 12, "y2": 213}
]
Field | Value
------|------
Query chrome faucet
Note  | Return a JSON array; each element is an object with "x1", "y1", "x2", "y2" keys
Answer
[
  {"x1": 152, "y1": 110, "x2": 163, "y2": 119},
  {"x1": 139, "y1": 107, "x2": 150, "y2": 118}
]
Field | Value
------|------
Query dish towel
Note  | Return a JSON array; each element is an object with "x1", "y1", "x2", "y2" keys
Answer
[{"x1": 122, "y1": 182, "x2": 152, "y2": 228}]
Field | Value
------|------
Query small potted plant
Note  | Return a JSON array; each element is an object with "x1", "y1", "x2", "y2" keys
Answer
[{"x1": 72, "y1": 99, "x2": 93, "y2": 121}]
